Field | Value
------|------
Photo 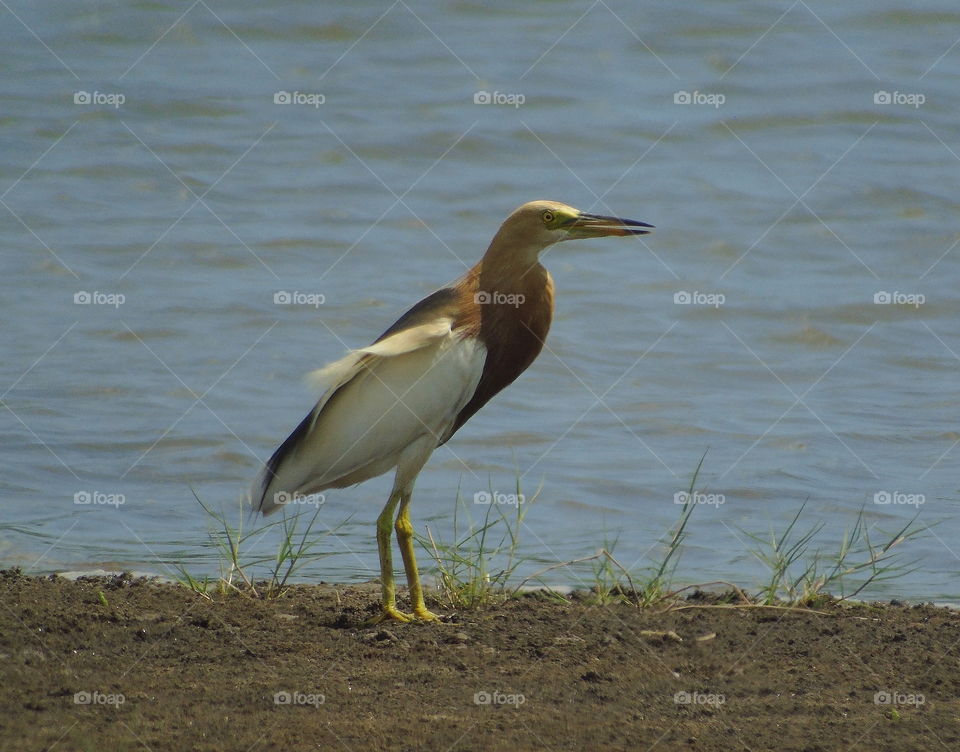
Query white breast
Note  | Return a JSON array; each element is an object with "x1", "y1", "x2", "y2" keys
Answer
[{"x1": 256, "y1": 323, "x2": 486, "y2": 511}]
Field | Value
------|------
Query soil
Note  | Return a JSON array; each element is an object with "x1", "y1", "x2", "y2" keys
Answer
[{"x1": 1, "y1": 569, "x2": 958, "y2": 751}]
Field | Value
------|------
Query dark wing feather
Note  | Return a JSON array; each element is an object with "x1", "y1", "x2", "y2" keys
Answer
[{"x1": 374, "y1": 287, "x2": 459, "y2": 342}]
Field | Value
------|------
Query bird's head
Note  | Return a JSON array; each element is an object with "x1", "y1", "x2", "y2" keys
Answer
[{"x1": 488, "y1": 200, "x2": 653, "y2": 265}]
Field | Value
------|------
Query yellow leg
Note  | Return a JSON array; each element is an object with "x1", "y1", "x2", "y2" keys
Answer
[
  {"x1": 370, "y1": 490, "x2": 413, "y2": 623},
  {"x1": 395, "y1": 489, "x2": 439, "y2": 621}
]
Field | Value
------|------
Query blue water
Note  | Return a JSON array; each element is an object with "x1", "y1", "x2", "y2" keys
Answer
[{"x1": 2, "y1": 1, "x2": 958, "y2": 602}]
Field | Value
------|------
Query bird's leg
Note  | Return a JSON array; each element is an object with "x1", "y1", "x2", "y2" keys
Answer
[
  {"x1": 395, "y1": 488, "x2": 440, "y2": 621},
  {"x1": 370, "y1": 490, "x2": 413, "y2": 623}
]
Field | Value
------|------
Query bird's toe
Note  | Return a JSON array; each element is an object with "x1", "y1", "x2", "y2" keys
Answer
[
  {"x1": 412, "y1": 607, "x2": 441, "y2": 622},
  {"x1": 368, "y1": 605, "x2": 414, "y2": 624}
]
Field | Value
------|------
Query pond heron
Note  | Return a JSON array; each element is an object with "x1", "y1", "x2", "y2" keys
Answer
[{"x1": 253, "y1": 200, "x2": 652, "y2": 622}]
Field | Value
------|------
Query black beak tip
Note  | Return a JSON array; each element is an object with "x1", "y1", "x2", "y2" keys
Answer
[{"x1": 624, "y1": 219, "x2": 654, "y2": 235}]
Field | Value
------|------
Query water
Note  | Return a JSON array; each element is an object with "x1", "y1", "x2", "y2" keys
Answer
[{"x1": 2, "y1": 1, "x2": 958, "y2": 603}]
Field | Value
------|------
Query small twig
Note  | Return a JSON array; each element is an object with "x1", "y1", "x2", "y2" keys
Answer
[
  {"x1": 600, "y1": 550, "x2": 642, "y2": 604},
  {"x1": 510, "y1": 552, "x2": 609, "y2": 595}
]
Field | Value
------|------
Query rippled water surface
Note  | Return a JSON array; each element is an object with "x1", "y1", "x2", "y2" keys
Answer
[{"x1": 3, "y1": 1, "x2": 959, "y2": 602}]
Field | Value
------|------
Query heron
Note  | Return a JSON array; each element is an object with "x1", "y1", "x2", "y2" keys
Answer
[{"x1": 253, "y1": 200, "x2": 652, "y2": 622}]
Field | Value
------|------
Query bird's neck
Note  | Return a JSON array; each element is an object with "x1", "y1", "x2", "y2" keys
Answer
[
  {"x1": 476, "y1": 259, "x2": 545, "y2": 298},
  {"x1": 476, "y1": 232, "x2": 548, "y2": 295},
  {"x1": 445, "y1": 241, "x2": 554, "y2": 439},
  {"x1": 471, "y1": 251, "x2": 554, "y2": 342}
]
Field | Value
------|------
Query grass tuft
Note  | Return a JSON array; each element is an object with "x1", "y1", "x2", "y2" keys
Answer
[
  {"x1": 516, "y1": 450, "x2": 706, "y2": 608},
  {"x1": 741, "y1": 501, "x2": 924, "y2": 607},
  {"x1": 417, "y1": 476, "x2": 541, "y2": 610},
  {"x1": 173, "y1": 489, "x2": 341, "y2": 599}
]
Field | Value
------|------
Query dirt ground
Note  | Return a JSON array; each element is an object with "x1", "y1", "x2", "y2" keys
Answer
[{"x1": 2, "y1": 569, "x2": 958, "y2": 752}]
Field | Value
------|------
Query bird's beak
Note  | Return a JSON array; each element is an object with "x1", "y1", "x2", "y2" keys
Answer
[{"x1": 564, "y1": 212, "x2": 654, "y2": 239}]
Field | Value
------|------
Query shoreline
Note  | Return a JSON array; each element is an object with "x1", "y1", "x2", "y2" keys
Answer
[{"x1": 40, "y1": 567, "x2": 960, "y2": 610}]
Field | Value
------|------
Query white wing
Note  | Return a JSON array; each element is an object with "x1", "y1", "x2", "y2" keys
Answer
[{"x1": 254, "y1": 318, "x2": 485, "y2": 514}]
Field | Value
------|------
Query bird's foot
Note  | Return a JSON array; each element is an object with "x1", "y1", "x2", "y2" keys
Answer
[
  {"x1": 368, "y1": 605, "x2": 414, "y2": 624},
  {"x1": 412, "y1": 607, "x2": 441, "y2": 622},
  {"x1": 366, "y1": 604, "x2": 443, "y2": 624}
]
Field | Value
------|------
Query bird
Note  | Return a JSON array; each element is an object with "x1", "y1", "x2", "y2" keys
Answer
[{"x1": 252, "y1": 200, "x2": 652, "y2": 622}]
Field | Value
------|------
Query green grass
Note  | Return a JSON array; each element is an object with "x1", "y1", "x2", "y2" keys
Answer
[
  {"x1": 416, "y1": 476, "x2": 541, "y2": 610},
  {"x1": 415, "y1": 451, "x2": 925, "y2": 612},
  {"x1": 510, "y1": 451, "x2": 704, "y2": 608},
  {"x1": 177, "y1": 454, "x2": 926, "y2": 611},
  {"x1": 741, "y1": 501, "x2": 924, "y2": 607},
  {"x1": 173, "y1": 490, "x2": 341, "y2": 599}
]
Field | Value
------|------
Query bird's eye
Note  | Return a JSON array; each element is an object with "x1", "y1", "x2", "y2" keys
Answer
[{"x1": 541, "y1": 210, "x2": 555, "y2": 224}]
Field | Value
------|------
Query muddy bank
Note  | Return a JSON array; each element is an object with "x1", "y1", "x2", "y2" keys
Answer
[{"x1": 2, "y1": 570, "x2": 958, "y2": 751}]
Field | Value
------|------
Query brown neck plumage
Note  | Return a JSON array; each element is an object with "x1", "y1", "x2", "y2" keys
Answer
[{"x1": 445, "y1": 239, "x2": 555, "y2": 441}]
